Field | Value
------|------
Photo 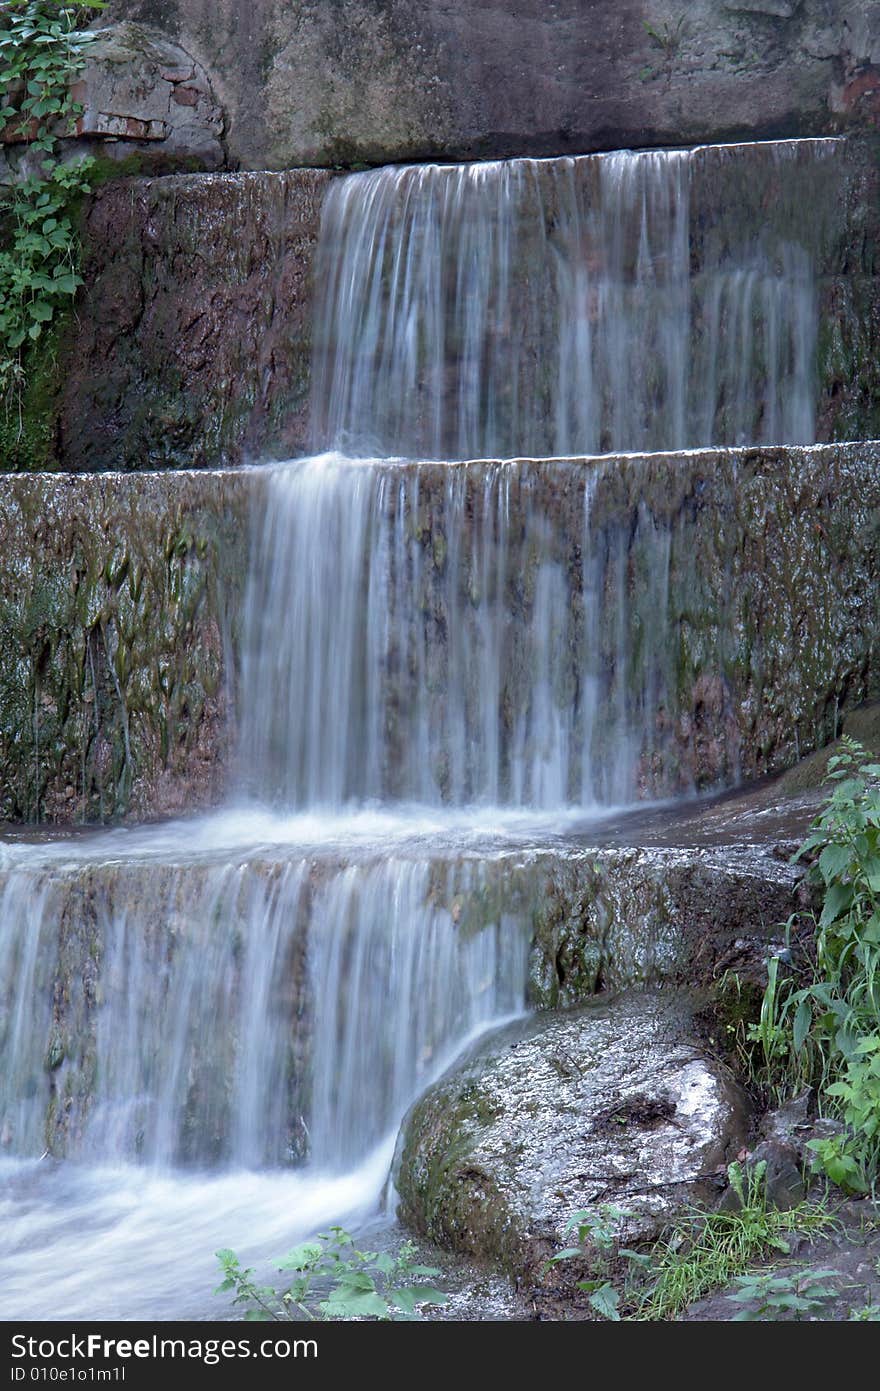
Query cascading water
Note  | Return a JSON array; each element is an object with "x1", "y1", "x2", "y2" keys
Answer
[
  {"x1": 0, "y1": 137, "x2": 839, "y2": 1319},
  {"x1": 311, "y1": 140, "x2": 832, "y2": 459},
  {"x1": 237, "y1": 455, "x2": 674, "y2": 810},
  {"x1": 0, "y1": 826, "x2": 531, "y2": 1317}
]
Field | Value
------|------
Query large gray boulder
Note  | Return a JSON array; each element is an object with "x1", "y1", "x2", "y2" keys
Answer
[{"x1": 395, "y1": 993, "x2": 751, "y2": 1279}]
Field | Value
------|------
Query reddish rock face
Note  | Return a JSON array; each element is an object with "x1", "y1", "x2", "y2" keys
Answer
[
  {"x1": 53, "y1": 169, "x2": 331, "y2": 473},
  {"x1": 835, "y1": 65, "x2": 880, "y2": 120}
]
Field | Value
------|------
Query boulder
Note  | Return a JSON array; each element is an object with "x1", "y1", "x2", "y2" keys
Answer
[{"x1": 395, "y1": 992, "x2": 752, "y2": 1279}]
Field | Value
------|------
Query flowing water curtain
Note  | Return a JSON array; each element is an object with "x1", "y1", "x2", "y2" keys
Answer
[
  {"x1": 0, "y1": 851, "x2": 529, "y2": 1172},
  {"x1": 81, "y1": 862, "x2": 311, "y2": 1170},
  {"x1": 0, "y1": 871, "x2": 58, "y2": 1156},
  {"x1": 306, "y1": 858, "x2": 529, "y2": 1171},
  {"x1": 310, "y1": 143, "x2": 828, "y2": 459},
  {"x1": 237, "y1": 457, "x2": 682, "y2": 811}
]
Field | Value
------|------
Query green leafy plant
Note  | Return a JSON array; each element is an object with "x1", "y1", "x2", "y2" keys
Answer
[
  {"x1": 0, "y1": 2, "x2": 105, "y2": 395},
  {"x1": 849, "y1": 1302, "x2": 880, "y2": 1321},
  {"x1": 727, "y1": 1268, "x2": 839, "y2": 1321},
  {"x1": 749, "y1": 738, "x2": 880, "y2": 1193},
  {"x1": 641, "y1": 1161, "x2": 834, "y2": 1320},
  {"x1": 544, "y1": 1204, "x2": 651, "y2": 1321},
  {"x1": 215, "y1": 1227, "x2": 448, "y2": 1322}
]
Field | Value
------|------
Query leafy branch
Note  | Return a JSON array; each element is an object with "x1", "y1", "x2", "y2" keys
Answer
[
  {"x1": 749, "y1": 737, "x2": 880, "y2": 1194},
  {"x1": 0, "y1": 1, "x2": 105, "y2": 397}
]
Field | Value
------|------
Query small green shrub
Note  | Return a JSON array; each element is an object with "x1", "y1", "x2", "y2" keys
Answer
[
  {"x1": 216, "y1": 1227, "x2": 448, "y2": 1322},
  {"x1": 749, "y1": 738, "x2": 880, "y2": 1193},
  {"x1": 548, "y1": 1165, "x2": 835, "y2": 1321},
  {"x1": 640, "y1": 1161, "x2": 834, "y2": 1321},
  {"x1": 543, "y1": 1203, "x2": 649, "y2": 1321},
  {"x1": 727, "y1": 1268, "x2": 839, "y2": 1321},
  {"x1": 849, "y1": 1302, "x2": 880, "y2": 1321}
]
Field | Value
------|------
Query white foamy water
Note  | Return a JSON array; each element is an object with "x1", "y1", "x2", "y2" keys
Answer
[
  {"x1": 0, "y1": 1148, "x2": 394, "y2": 1320},
  {"x1": 0, "y1": 815, "x2": 532, "y2": 1318}
]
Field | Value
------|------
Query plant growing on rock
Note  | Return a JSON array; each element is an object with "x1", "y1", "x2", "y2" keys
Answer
[
  {"x1": 0, "y1": 1, "x2": 105, "y2": 397},
  {"x1": 548, "y1": 1165, "x2": 834, "y2": 1320},
  {"x1": 749, "y1": 738, "x2": 880, "y2": 1194},
  {"x1": 544, "y1": 1204, "x2": 653, "y2": 1320}
]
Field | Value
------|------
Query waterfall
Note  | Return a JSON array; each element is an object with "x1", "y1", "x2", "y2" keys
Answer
[
  {"x1": 0, "y1": 833, "x2": 529, "y2": 1316},
  {"x1": 0, "y1": 137, "x2": 841, "y2": 1319},
  {"x1": 310, "y1": 141, "x2": 831, "y2": 460},
  {"x1": 237, "y1": 455, "x2": 677, "y2": 810},
  {"x1": 0, "y1": 845, "x2": 527, "y2": 1171}
]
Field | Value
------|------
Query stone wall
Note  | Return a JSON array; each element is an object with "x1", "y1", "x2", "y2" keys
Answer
[
  {"x1": 0, "y1": 469, "x2": 251, "y2": 823},
  {"x1": 0, "y1": 443, "x2": 877, "y2": 824},
  {"x1": 96, "y1": 1, "x2": 880, "y2": 170},
  {"x1": 0, "y1": 22, "x2": 225, "y2": 185},
  {"x1": 1, "y1": 834, "x2": 800, "y2": 1158},
  {"x1": 63, "y1": 170, "x2": 330, "y2": 473},
  {"x1": 348, "y1": 443, "x2": 880, "y2": 799},
  {"x1": 4, "y1": 136, "x2": 879, "y2": 474}
]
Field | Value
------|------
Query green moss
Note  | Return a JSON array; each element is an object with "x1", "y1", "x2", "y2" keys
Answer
[
  {"x1": 87, "y1": 150, "x2": 209, "y2": 187},
  {"x1": 0, "y1": 313, "x2": 71, "y2": 471}
]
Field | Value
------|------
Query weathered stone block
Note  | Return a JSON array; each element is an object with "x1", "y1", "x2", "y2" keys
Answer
[{"x1": 0, "y1": 469, "x2": 252, "y2": 823}]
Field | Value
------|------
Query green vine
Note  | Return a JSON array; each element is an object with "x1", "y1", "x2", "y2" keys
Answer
[{"x1": 0, "y1": 1, "x2": 105, "y2": 400}]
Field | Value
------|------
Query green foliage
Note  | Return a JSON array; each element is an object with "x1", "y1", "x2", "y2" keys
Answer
[
  {"x1": 749, "y1": 738, "x2": 880, "y2": 1193},
  {"x1": 543, "y1": 1203, "x2": 643, "y2": 1321},
  {"x1": 640, "y1": 1161, "x2": 834, "y2": 1321},
  {"x1": 727, "y1": 1269, "x2": 839, "y2": 1321},
  {"x1": 640, "y1": 15, "x2": 688, "y2": 80},
  {"x1": 0, "y1": 2, "x2": 105, "y2": 395},
  {"x1": 549, "y1": 1167, "x2": 834, "y2": 1321},
  {"x1": 642, "y1": 16, "x2": 688, "y2": 55},
  {"x1": 849, "y1": 1302, "x2": 880, "y2": 1320},
  {"x1": 215, "y1": 1228, "x2": 448, "y2": 1322}
]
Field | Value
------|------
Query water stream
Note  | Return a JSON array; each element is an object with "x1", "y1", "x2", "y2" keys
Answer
[
  {"x1": 0, "y1": 137, "x2": 840, "y2": 1319},
  {"x1": 311, "y1": 140, "x2": 833, "y2": 459}
]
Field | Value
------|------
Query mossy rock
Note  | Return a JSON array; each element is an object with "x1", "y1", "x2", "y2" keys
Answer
[{"x1": 395, "y1": 993, "x2": 751, "y2": 1280}]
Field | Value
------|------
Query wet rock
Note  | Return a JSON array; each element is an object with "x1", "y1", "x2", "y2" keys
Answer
[
  {"x1": 0, "y1": 469, "x2": 253, "y2": 823},
  {"x1": 760, "y1": 1092, "x2": 846, "y2": 1170},
  {"x1": 395, "y1": 993, "x2": 751, "y2": 1278},
  {"x1": 528, "y1": 843, "x2": 809, "y2": 1007},
  {"x1": 50, "y1": 169, "x2": 331, "y2": 472},
  {"x1": 747, "y1": 1139, "x2": 806, "y2": 1210}
]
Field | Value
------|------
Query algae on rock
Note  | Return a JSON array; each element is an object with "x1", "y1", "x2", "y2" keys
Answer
[{"x1": 0, "y1": 469, "x2": 252, "y2": 822}]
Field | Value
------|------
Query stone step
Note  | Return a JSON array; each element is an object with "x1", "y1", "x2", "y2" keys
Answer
[{"x1": 0, "y1": 443, "x2": 876, "y2": 823}]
